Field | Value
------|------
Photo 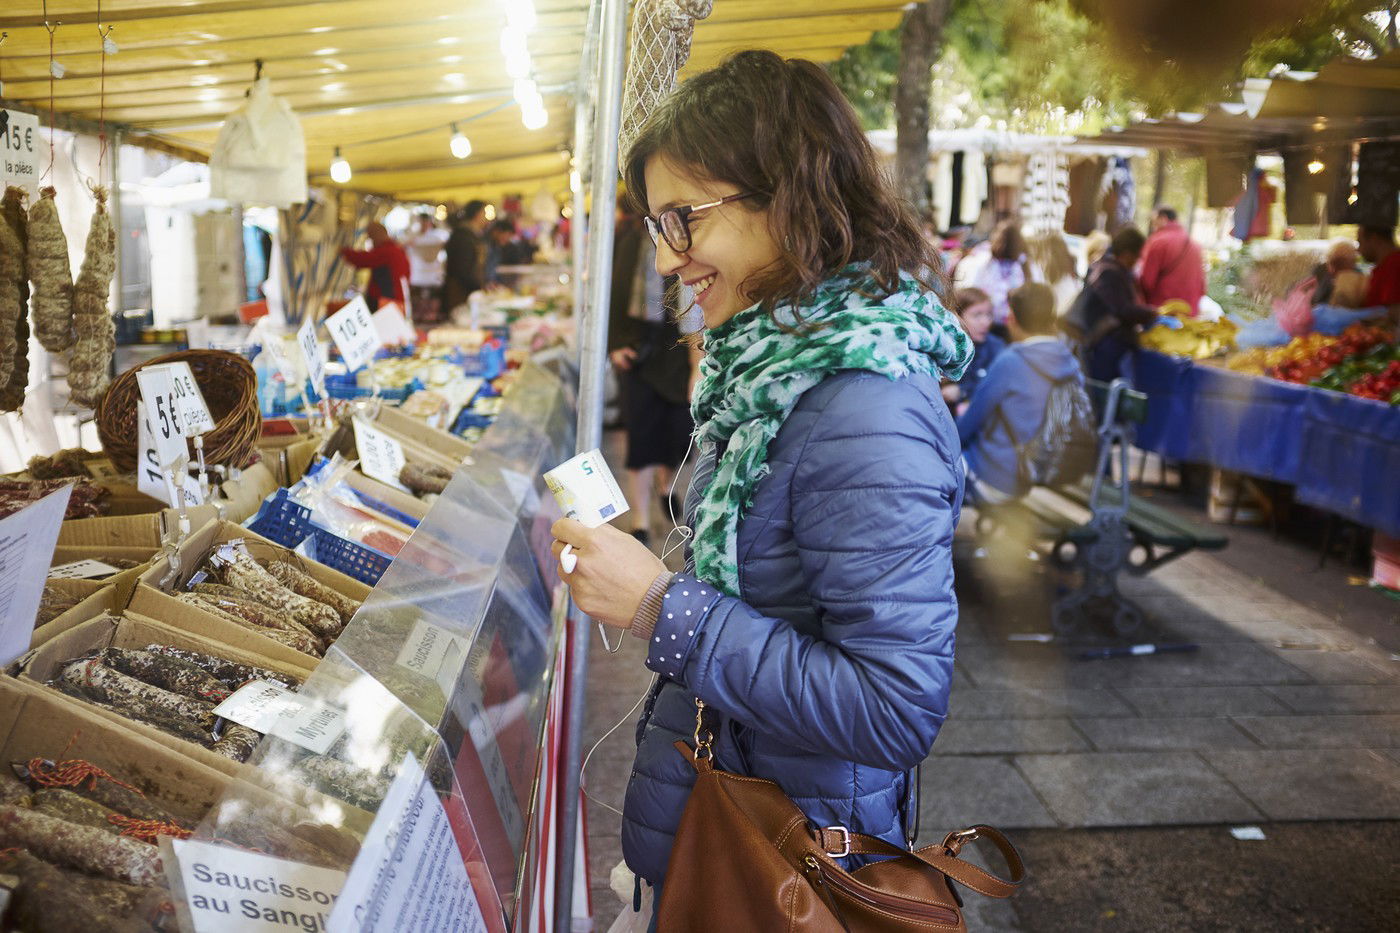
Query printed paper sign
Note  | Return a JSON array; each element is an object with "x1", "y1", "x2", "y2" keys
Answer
[
  {"x1": 0, "y1": 485, "x2": 72, "y2": 664},
  {"x1": 48, "y1": 559, "x2": 121, "y2": 580},
  {"x1": 168, "y1": 837, "x2": 347, "y2": 933},
  {"x1": 371, "y1": 303, "x2": 416, "y2": 346},
  {"x1": 136, "y1": 366, "x2": 190, "y2": 467},
  {"x1": 0, "y1": 110, "x2": 41, "y2": 200},
  {"x1": 297, "y1": 318, "x2": 327, "y2": 394},
  {"x1": 137, "y1": 403, "x2": 204, "y2": 508},
  {"x1": 394, "y1": 620, "x2": 466, "y2": 697},
  {"x1": 352, "y1": 418, "x2": 409, "y2": 492},
  {"x1": 213, "y1": 680, "x2": 346, "y2": 755},
  {"x1": 165, "y1": 361, "x2": 215, "y2": 435},
  {"x1": 327, "y1": 753, "x2": 486, "y2": 933},
  {"x1": 324, "y1": 296, "x2": 380, "y2": 372},
  {"x1": 543, "y1": 448, "x2": 629, "y2": 528}
]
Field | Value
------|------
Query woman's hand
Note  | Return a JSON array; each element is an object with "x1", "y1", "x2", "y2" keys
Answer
[
  {"x1": 552, "y1": 518, "x2": 667, "y2": 629},
  {"x1": 610, "y1": 347, "x2": 638, "y2": 371}
]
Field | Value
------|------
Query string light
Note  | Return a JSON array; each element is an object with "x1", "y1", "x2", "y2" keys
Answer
[
  {"x1": 1307, "y1": 159, "x2": 1324, "y2": 174},
  {"x1": 330, "y1": 146, "x2": 351, "y2": 184},
  {"x1": 450, "y1": 123, "x2": 472, "y2": 159},
  {"x1": 522, "y1": 102, "x2": 548, "y2": 130}
]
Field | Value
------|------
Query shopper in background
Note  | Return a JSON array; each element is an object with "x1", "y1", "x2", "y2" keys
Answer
[
  {"x1": 1359, "y1": 225, "x2": 1400, "y2": 322},
  {"x1": 943, "y1": 286, "x2": 1005, "y2": 412},
  {"x1": 550, "y1": 50, "x2": 972, "y2": 925},
  {"x1": 338, "y1": 221, "x2": 410, "y2": 311},
  {"x1": 485, "y1": 218, "x2": 537, "y2": 286},
  {"x1": 1027, "y1": 232, "x2": 1081, "y2": 316},
  {"x1": 957, "y1": 282, "x2": 1083, "y2": 504},
  {"x1": 1138, "y1": 206, "x2": 1206, "y2": 313},
  {"x1": 1070, "y1": 226, "x2": 1158, "y2": 382},
  {"x1": 1313, "y1": 240, "x2": 1368, "y2": 309},
  {"x1": 608, "y1": 210, "x2": 699, "y2": 547},
  {"x1": 1083, "y1": 230, "x2": 1112, "y2": 268},
  {"x1": 443, "y1": 200, "x2": 489, "y2": 314},
  {"x1": 404, "y1": 214, "x2": 448, "y2": 324},
  {"x1": 973, "y1": 220, "x2": 1039, "y2": 337}
]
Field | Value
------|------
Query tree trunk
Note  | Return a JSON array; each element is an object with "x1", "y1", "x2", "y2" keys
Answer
[{"x1": 895, "y1": 0, "x2": 953, "y2": 218}]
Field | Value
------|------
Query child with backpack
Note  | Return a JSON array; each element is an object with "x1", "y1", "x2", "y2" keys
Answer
[{"x1": 958, "y1": 282, "x2": 1095, "y2": 504}]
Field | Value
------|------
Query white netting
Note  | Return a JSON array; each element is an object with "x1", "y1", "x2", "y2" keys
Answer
[{"x1": 618, "y1": 0, "x2": 714, "y2": 169}]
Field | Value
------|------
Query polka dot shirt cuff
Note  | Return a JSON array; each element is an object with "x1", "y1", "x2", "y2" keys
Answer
[{"x1": 644, "y1": 574, "x2": 721, "y2": 679}]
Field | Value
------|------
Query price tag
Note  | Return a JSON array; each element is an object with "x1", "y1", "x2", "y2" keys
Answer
[
  {"x1": 324, "y1": 296, "x2": 380, "y2": 372},
  {"x1": 136, "y1": 402, "x2": 205, "y2": 508},
  {"x1": 136, "y1": 367, "x2": 189, "y2": 468},
  {"x1": 0, "y1": 110, "x2": 41, "y2": 200},
  {"x1": 212, "y1": 680, "x2": 347, "y2": 755},
  {"x1": 296, "y1": 317, "x2": 326, "y2": 394},
  {"x1": 352, "y1": 418, "x2": 409, "y2": 491},
  {"x1": 163, "y1": 361, "x2": 215, "y2": 436},
  {"x1": 394, "y1": 620, "x2": 466, "y2": 697},
  {"x1": 49, "y1": 559, "x2": 121, "y2": 580},
  {"x1": 371, "y1": 303, "x2": 416, "y2": 347},
  {"x1": 168, "y1": 838, "x2": 346, "y2": 933}
]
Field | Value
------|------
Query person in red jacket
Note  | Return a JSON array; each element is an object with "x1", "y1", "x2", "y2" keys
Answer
[
  {"x1": 1359, "y1": 225, "x2": 1400, "y2": 324},
  {"x1": 340, "y1": 222, "x2": 410, "y2": 310},
  {"x1": 1138, "y1": 206, "x2": 1206, "y2": 314}
]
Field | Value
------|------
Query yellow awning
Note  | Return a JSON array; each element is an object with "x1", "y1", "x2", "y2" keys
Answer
[{"x1": 0, "y1": 0, "x2": 909, "y2": 203}]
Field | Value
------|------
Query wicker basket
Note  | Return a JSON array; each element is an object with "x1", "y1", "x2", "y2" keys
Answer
[{"x1": 97, "y1": 349, "x2": 262, "y2": 473}]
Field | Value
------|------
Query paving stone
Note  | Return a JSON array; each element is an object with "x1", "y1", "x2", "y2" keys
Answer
[
  {"x1": 933, "y1": 718, "x2": 1090, "y2": 754},
  {"x1": 919, "y1": 755, "x2": 1058, "y2": 830},
  {"x1": 949, "y1": 686, "x2": 1134, "y2": 719},
  {"x1": 1267, "y1": 647, "x2": 1393, "y2": 685},
  {"x1": 1230, "y1": 713, "x2": 1400, "y2": 749},
  {"x1": 955, "y1": 643, "x2": 1310, "y2": 690},
  {"x1": 1013, "y1": 752, "x2": 1264, "y2": 826},
  {"x1": 1114, "y1": 685, "x2": 1290, "y2": 717},
  {"x1": 1264, "y1": 684, "x2": 1400, "y2": 714},
  {"x1": 1201, "y1": 748, "x2": 1400, "y2": 820},
  {"x1": 1073, "y1": 716, "x2": 1258, "y2": 751},
  {"x1": 1131, "y1": 597, "x2": 1322, "y2": 644}
]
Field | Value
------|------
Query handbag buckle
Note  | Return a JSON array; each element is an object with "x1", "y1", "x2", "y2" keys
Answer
[
  {"x1": 942, "y1": 827, "x2": 979, "y2": 855},
  {"x1": 693, "y1": 698, "x2": 714, "y2": 761},
  {"x1": 822, "y1": 826, "x2": 851, "y2": 858}
]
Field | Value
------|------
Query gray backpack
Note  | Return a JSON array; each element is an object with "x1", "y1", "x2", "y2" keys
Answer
[{"x1": 997, "y1": 356, "x2": 1098, "y2": 490}]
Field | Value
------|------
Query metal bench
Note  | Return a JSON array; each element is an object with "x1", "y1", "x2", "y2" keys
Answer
[{"x1": 975, "y1": 378, "x2": 1228, "y2": 637}]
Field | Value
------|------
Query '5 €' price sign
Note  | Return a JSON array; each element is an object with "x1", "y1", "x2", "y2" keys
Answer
[
  {"x1": 135, "y1": 367, "x2": 190, "y2": 468},
  {"x1": 324, "y1": 295, "x2": 381, "y2": 372}
]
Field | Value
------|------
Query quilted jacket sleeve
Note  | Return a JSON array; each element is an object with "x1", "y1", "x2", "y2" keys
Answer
[{"x1": 642, "y1": 373, "x2": 963, "y2": 772}]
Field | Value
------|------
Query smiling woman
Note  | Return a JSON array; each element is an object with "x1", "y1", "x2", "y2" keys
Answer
[{"x1": 552, "y1": 48, "x2": 981, "y2": 931}]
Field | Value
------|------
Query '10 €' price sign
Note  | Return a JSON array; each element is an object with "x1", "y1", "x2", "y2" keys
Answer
[{"x1": 324, "y1": 296, "x2": 381, "y2": 373}]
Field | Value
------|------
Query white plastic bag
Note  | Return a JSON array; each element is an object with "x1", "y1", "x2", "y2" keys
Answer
[{"x1": 605, "y1": 860, "x2": 653, "y2": 933}]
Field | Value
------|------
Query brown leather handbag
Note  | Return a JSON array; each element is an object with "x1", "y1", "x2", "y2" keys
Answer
[{"x1": 657, "y1": 701, "x2": 1025, "y2": 931}]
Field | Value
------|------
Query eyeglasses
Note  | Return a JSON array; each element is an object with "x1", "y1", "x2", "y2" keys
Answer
[{"x1": 644, "y1": 192, "x2": 756, "y2": 253}]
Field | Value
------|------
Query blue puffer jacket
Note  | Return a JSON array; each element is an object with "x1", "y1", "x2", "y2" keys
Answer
[{"x1": 621, "y1": 368, "x2": 963, "y2": 883}]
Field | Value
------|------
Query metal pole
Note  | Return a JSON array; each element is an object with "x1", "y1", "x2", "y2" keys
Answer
[
  {"x1": 570, "y1": 0, "x2": 600, "y2": 339},
  {"x1": 555, "y1": 0, "x2": 627, "y2": 927}
]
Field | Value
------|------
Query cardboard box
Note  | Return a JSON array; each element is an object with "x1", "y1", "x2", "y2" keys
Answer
[
  {"x1": 256, "y1": 435, "x2": 321, "y2": 487},
  {"x1": 371, "y1": 405, "x2": 474, "y2": 464},
  {"x1": 0, "y1": 677, "x2": 228, "y2": 824},
  {"x1": 32, "y1": 581, "x2": 120, "y2": 647},
  {"x1": 342, "y1": 469, "x2": 430, "y2": 525},
  {"x1": 131, "y1": 520, "x2": 370, "y2": 670},
  {"x1": 58, "y1": 506, "x2": 219, "y2": 548},
  {"x1": 14, "y1": 611, "x2": 315, "y2": 778}
]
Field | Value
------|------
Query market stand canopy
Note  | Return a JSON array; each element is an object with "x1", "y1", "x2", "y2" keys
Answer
[
  {"x1": 1086, "y1": 49, "x2": 1400, "y2": 154},
  {"x1": 0, "y1": 0, "x2": 911, "y2": 204}
]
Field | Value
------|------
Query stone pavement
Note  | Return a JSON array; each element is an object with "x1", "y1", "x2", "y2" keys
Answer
[{"x1": 577, "y1": 440, "x2": 1400, "y2": 929}]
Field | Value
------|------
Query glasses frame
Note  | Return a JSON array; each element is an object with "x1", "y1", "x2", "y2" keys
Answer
[{"x1": 644, "y1": 191, "x2": 756, "y2": 253}]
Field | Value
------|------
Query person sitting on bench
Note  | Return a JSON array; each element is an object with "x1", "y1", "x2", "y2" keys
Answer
[{"x1": 957, "y1": 282, "x2": 1084, "y2": 504}]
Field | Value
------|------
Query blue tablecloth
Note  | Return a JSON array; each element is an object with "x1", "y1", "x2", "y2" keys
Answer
[{"x1": 1133, "y1": 350, "x2": 1400, "y2": 537}]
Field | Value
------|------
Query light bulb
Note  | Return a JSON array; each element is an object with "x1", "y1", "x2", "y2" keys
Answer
[
  {"x1": 513, "y1": 78, "x2": 540, "y2": 106},
  {"x1": 501, "y1": 27, "x2": 531, "y2": 78},
  {"x1": 450, "y1": 125, "x2": 472, "y2": 159},
  {"x1": 506, "y1": 1, "x2": 536, "y2": 31},
  {"x1": 522, "y1": 103, "x2": 548, "y2": 131},
  {"x1": 330, "y1": 148, "x2": 351, "y2": 184},
  {"x1": 1307, "y1": 159, "x2": 1324, "y2": 175}
]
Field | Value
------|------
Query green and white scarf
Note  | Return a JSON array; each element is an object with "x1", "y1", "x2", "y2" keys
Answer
[{"x1": 690, "y1": 265, "x2": 973, "y2": 596}]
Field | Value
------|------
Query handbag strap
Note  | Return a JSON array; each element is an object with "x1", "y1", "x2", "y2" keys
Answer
[{"x1": 812, "y1": 824, "x2": 1026, "y2": 900}]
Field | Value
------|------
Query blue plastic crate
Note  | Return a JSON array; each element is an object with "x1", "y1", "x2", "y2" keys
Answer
[{"x1": 245, "y1": 488, "x2": 393, "y2": 585}]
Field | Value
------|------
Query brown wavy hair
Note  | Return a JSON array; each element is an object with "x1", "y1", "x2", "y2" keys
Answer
[{"x1": 623, "y1": 50, "x2": 947, "y2": 321}]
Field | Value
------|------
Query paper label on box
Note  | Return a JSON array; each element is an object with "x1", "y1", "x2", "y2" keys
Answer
[
  {"x1": 213, "y1": 680, "x2": 346, "y2": 755},
  {"x1": 325, "y1": 296, "x2": 381, "y2": 372},
  {"x1": 327, "y1": 753, "x2": 486, "y2": 933},
  {"x1": 48, "y1": 559, "x2": 121, "y2": 580},
  {"x1": 297, "y1": 318, "x2": 327, "y2": 393},
  {"x1": 169, "y1": 838, "x2": 347, "y2": 933},
  {"x1": 0, "y1": 485, "x2": 72, "y2": 665},
  {"x1": 352, "y1": 418, "x2": 409, "y2": 492},
  {"x1": 542, "y1": 448, "x2": 629, "y2": 528},
  {"x1": 394, "y1": 620, "x2": 465, "y2": 697}
]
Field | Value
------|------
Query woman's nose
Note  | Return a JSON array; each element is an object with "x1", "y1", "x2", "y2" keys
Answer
[{"x1": 654, "y1": 236, "x2": 686, "y2": 276}]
